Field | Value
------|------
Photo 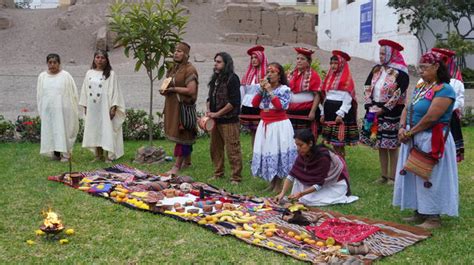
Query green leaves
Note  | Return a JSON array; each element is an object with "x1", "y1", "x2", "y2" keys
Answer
[{"x1": 108, "y1": 0, "x2": 188, "y2": 78}]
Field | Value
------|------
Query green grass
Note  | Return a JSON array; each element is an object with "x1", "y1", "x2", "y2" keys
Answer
[{"x1": 0, "y1": 128, "x2": 473, "y2": 264}]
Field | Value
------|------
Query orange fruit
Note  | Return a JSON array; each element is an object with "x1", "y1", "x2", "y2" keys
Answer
[
  {"x1": 205, "y1": 216, "x2": 214, "y2": 221},
  {"x1": 294, "y1": 235, "x2": 302, "y2": 241},
  {"x1": 265, "y1": 231, "x2": 274, "y2": 237},
  {"x1": 303, "y1": 238, "x2": 311, "y2": 243},
  {"x1": 110, "y1": 191, "x2": 117, "y2": 197},
  {"x1": 316, "y1": 241, "x2": 325, "y2": 247},
  {"x1": 287, "y1": 231, "x2": 295, "y2": 237},
  {"x1": 308, "y1": 239, "x2": 316, "y2": 245}
]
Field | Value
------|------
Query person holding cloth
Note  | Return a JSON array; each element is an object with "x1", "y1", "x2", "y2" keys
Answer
[{"x1": 207, "y1": 52, "x2": 243, "y2": 185}]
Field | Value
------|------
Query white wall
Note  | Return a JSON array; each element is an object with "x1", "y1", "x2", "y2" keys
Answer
[{"x1": 317, "y1": 0, "x2": 420, "y2": 65}]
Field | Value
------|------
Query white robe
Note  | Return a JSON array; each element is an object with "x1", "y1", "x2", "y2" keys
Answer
[
  {"x1": 37, "y1": 70, "x2": 79, "y2": 156},
  {"x1": 79, "y1": 70, "x2": 125, "y2": 160}
]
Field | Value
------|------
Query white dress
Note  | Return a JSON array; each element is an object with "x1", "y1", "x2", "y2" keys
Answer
[
  {"x1": 37, "y1": 70, "x2": 79, "y2": 157},
  {"x1": 79, "y1": 70, "x2": 125, "y2": 160}
]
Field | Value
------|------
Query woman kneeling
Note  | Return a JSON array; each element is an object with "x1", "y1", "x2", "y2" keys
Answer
[{"x1": 274, "y1": 129, "x2": 358, "y2": 206}]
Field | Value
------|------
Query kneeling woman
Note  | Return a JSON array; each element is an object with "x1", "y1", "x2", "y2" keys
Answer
[{"x1": 275, "y1": 129, "x2": 359, "y2": 206}]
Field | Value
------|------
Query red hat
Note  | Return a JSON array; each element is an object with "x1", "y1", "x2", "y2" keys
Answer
[
  {"x1": 295, "y1": 47, "x2": 315, "y2": 57},
  {"x1": 431, "y1": 48, "x2": 456, "y2": 57},
  {"x1": 247, "y1": 45, "x2": 265, "y2": 56},
  {"x1": 332, "y1": 50, "x2": 351, "y2": 61},
  {"x1": 378, "y1": 39, "x2": 404, "y2": 51}
]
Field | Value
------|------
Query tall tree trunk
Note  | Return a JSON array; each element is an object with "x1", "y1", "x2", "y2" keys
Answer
[{"x1": 148, "y1": 71, "x2": 154, "y2": 146}]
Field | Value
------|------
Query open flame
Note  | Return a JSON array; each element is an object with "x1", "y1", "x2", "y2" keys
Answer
[{"x1": 42, "y1": 208, "x2": 64, "y2": 231}]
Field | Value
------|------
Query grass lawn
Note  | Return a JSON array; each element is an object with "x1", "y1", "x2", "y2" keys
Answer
[{"x1": 0, "y1": 127, "x2": 473, "y2": 264}]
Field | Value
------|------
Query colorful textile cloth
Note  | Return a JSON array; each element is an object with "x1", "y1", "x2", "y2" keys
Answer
[
  {"x1": 321, "y1": 100, "x2": 359, "y2": 146},
  {"x1": 380, "y1": 45, "x2": 408, "y2": 74},
  {"x1": 321, "y1": 53, "x2": 355, "y2": 99},
  {"x1": 307, "y1": 218, "x2": 380, "y2": 243}
]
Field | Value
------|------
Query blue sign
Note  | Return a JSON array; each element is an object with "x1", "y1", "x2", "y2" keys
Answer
[{"x1": 360, "y1": 1, "x2": 373, "y2": 43}]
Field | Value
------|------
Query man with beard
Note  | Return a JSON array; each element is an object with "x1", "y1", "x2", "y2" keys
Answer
[
  {"x1": 160, "y1": 42, "x2": 199, "y2": 176},
  {"x1": 206, "y1": 52, "x2": 243, "y2": 184}
]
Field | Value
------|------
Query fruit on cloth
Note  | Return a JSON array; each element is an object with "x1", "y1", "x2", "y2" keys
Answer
[
  {"x1": 316, "y1": 241, "x2": 325, "y2": 247},
  {"x1": 231, "y1": 229, "x2": 253, "y2": 238},
  {"x1": 266, "y1": 241, "x2": 275, "y2": 247},
  {"x1": 198, "y1": 219, "x2": 207, "y2": 225},
  {"x1": 35, "y1": 230, "x2": 45, "y2": 236},
  {"x1": 252, "y1": 238, "x2": 261, "y2": 244},
  {"x1": 277, "y1": 245, "x2": 284, "y2": 250},
  {"x1": 287, "y1": 231, "x2": 295, "y2": 237},
  {"x1": 253, "y1": 232, "x2": 267, "y2": 240},
  {"x1": 65, "y1": 229, "x2": 75, "y2": 235},
  {"x1": 294, "y1": 235, "x2": 302, "y2": 241},
  {"x1": 326, "y1": 237, "x2": 335, "y2": 246},
  {"x1": 298, "y1": 253, "x2": 307, "y2": 258},
  {"x1": 265, "y1": 231, "x2": 274, "y2": 237}
]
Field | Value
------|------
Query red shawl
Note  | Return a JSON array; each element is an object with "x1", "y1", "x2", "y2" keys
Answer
[
  {"x1": 288, "y1": 67, "x2": 321, "y2": 93},
  {"x1": 241, "y1": 50, "x2": 268, "y2": 85},
  {"x1": 321, "y1": 54, "x2": 355, "y2": 100},
  {"x1": 289, "y1": 148, "x2": 332, "y2": 187}
]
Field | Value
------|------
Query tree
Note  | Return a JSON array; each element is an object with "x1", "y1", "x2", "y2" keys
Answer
[
  {"x1": 109, "y1": 0, "x2": 188, "y2": 147},
  {"x1": 388, "y1": 0, "x2": 474, "y2": 68}
]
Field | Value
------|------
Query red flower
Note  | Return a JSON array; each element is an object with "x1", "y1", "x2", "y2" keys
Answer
[{"x1": 23, "y1": 121, "x2": 33, "y2": 126}]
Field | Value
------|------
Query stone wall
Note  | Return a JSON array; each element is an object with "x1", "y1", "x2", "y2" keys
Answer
[
  {"x1": 0, "y1": 0, "x2": 14, "y2": 8},
  {"x1": 217, "y1": 3, "x2": 316, "y2": 46}
]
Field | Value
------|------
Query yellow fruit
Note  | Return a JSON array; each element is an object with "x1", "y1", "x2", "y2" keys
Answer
[
  {"x1": 205, "y1": 216, "x2": 214, "y2": 221},
  {"x1": 59, "y1": 239, "x2": 69, "y2": 245},
  {"x1": 300, "y1": 232, "x2": 309, "y2": 239},
  {"x1": 35, "y1": 230, "x2": 45, "y2": 236},
  {"x1": 267, "y1": 241, "x2": 275, "y2": 247},
  {"x1": 277, "y1": 245, "x2": 284, "y2": 250},
  {"x1": 294, "y1": 235, "x2": 302, "y2": 241},
  {"x1": 308, "y1": 239, "x2": 316, "y2": 245},
  {"x1": 251, "y1": 223, "x2": 259, "y2": 229},
  {"x1": 289, "y1": 249, "x2": 297, "y2": 254},
  {"x1": 316, "y1": 241, "x2": 325, "y2": 247},
  {"x1": 287, "y1": 231, "x2": 295, "y2": 237},
  {"x1": 303, "y1": 238, "x2": 311, "y2": 243},
  {"x1": 236, "y1": 227, "x2": 243, "y2": 231},
  {"x1": 198, "y1": 219, "x2": 207, "y2": 225},
  {"x1": 252, "y1": 238, "x2": 261, "y2": 244},
  {"x1": 65, "y1": 229, "x2": 75, "y2": 235},
  {"x1": 298, "y1": 253, "x2": 307, "y2": 258},
  {"x1": 26, "y1": 240, "x2": 35, "y2": 245},
  {"x1": 110, "y1": 191, "x2": 117, "y2": 197},
  {"x1": 326, "y1": 237, "x2": 335, "y2": 246}
]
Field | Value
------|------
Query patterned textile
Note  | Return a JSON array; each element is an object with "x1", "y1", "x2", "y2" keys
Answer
[
  {"x1": 322, "y1": 99, "x2": 359, "y2": 146},
  {"x1": 49, "y1": 164, "x2": 431, "y2": 264},
  {"x1": 306, "y1": 218, "x2": 380, "y2": 243},
  {"x1": 381, "y1": 45, "x2": 408, "y2": 74},
  {"x1": 321, "y1": 53, "x2": 355, "y2": 99},
  {"x1": 241, "y1": 50, "x2": 267, "y2": 85},
  {"x1": 363, "y1": 67, "x2": 408, "y2": 111},
  {"x1": 360, "y1": 109, "x2": 401, "y2": 149}
]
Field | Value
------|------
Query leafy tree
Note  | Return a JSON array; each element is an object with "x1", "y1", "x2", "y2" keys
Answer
[
  {"x1": 388, "y1": 0, "x2": 474, "y2": 66},
  {"x1": 109, "y1": 0, "x2": 188, "y2": 146}
]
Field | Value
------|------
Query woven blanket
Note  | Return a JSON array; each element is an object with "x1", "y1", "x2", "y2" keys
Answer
[{"x1": 48, "y1": 164, "x2": 431, "y2": 264}]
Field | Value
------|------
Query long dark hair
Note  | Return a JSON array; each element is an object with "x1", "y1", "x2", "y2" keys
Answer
[
  {"x1": 294, "y1": 129, "x2": 329, "y2": 159},
  {"x1": 91, "y1": 50, "x2": 112, "y2": 80},
  {"x1": 46, "y1": 53, "x2": 60, "y2": 64},
  {"x1": 268, "y1": 62, "x2": 288, "y2": 86},
  {"x1": 208, "y1": 52, "x2": 234, "y2": 88},
  {"x1": 436, "y1": 60, "x2": 451, "y2": 84}
]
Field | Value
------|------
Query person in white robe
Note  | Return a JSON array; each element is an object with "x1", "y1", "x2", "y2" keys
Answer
[
  {"x1": 37, "y1": 53, "x2": 79, "y2": 162},
  {"x1": 79, "y1": 50, "x2": 125, "y2": 162}
]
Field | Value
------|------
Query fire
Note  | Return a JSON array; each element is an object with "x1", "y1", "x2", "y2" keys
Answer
[{"x1": 42, "y1": 208, "x2": 64, "y2": 230}]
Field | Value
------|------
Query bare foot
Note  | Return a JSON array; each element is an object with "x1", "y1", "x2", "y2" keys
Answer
[{"x1": 165, "y1": 165, "x2": 180, "y2": 176}]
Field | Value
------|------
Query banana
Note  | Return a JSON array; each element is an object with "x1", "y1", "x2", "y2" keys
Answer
[
  {"x1": 233, "y1": 217, "x2": 250, "y2": 223},
  {"x1": 231, "y1": 230, "x2": 253, "y2": 237},
  {"x1": 243, "y1": 223, "x2": 255, "y2": 232},
  {"x1": 253, "y1": 232, "x2": 267, "y2": 240},
  {"x1": 263, "y1": 228, "x2": 279, "y2": 233},
  {"x1": 261, "y1": 223, "x2": 277, "y2": 228},
  {"x1": 219, "y1": 216, "x2": 236, "y2": 223}
]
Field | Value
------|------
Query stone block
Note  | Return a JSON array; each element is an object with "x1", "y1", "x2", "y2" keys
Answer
[
  {"x1": 255, "y1": 34, "x2": 273, "y2": 46},
  {"x1": 223, "y1": 33, "x2": 258, "y2": 44},
  {"x1": 278, "y1": 29, "x2": 297, "y2": 44},
  {"x1": 296, "y1": 31, "x2": 317, "y2": 46},
  {"x1": 295, "y1": 13, "x2": 315, "y2": 33},
  {"x1": 237, "y1": 18, "x2": 260, "y2": 33},
  {"x1": 261, "y1": 10, "x2": 278, "y2": 37},
  {"x1": 225, "y1": 3, "x2": 250, "y2": 20},
  {"x1": 278, "y1": 11, "x2": 296, "y2": 33}
]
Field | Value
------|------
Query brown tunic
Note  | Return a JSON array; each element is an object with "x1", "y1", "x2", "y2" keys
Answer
[{"x1": 163, "y1": 62, "x2": 199, "y2": 145}]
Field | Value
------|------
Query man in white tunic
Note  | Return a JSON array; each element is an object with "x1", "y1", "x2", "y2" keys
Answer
[
  {"x1": 37, "y1": 53, "x2": 79, "y2": 162},
  {"x1": 80, "y1": 50, "x2": 125, "y2": 162}
]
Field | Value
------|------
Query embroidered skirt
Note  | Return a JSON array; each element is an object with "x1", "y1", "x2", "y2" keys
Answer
[
  {"x1": 239, "y1": 106, "x2": 260, "y2": 131},
  {"x1": 251, "y1": 119, "x2": 298, "y2": 182},
  {"x1": 321, "y1": 100, "x2": 359, "y2": 146},
  {"x1": 360, "y1": 103, "x2": 403, "y2": 149}
]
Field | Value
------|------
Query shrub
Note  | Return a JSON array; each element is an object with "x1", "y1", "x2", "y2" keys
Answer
[
  {"x1": 0, "y1": 115, "x2": 15, "y2": 142},
  {"x1": 15, "y1": 115, "x2": 41, "y2": 142},
  {"x1": 122, "y1": 109, "x2": 164, "y2": 141},
  {"x1": 461, "y1": 106, "x2": 474, "y2": 127}
]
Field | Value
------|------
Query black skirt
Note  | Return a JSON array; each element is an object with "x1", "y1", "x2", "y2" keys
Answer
[{"x1": 321, "y1": 100, "x2": 359, "y2": 146}]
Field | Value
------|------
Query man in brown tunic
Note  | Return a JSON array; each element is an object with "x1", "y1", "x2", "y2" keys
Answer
[{"x1": 161, "y1": 42, "x2": 199, "y2": 175}]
